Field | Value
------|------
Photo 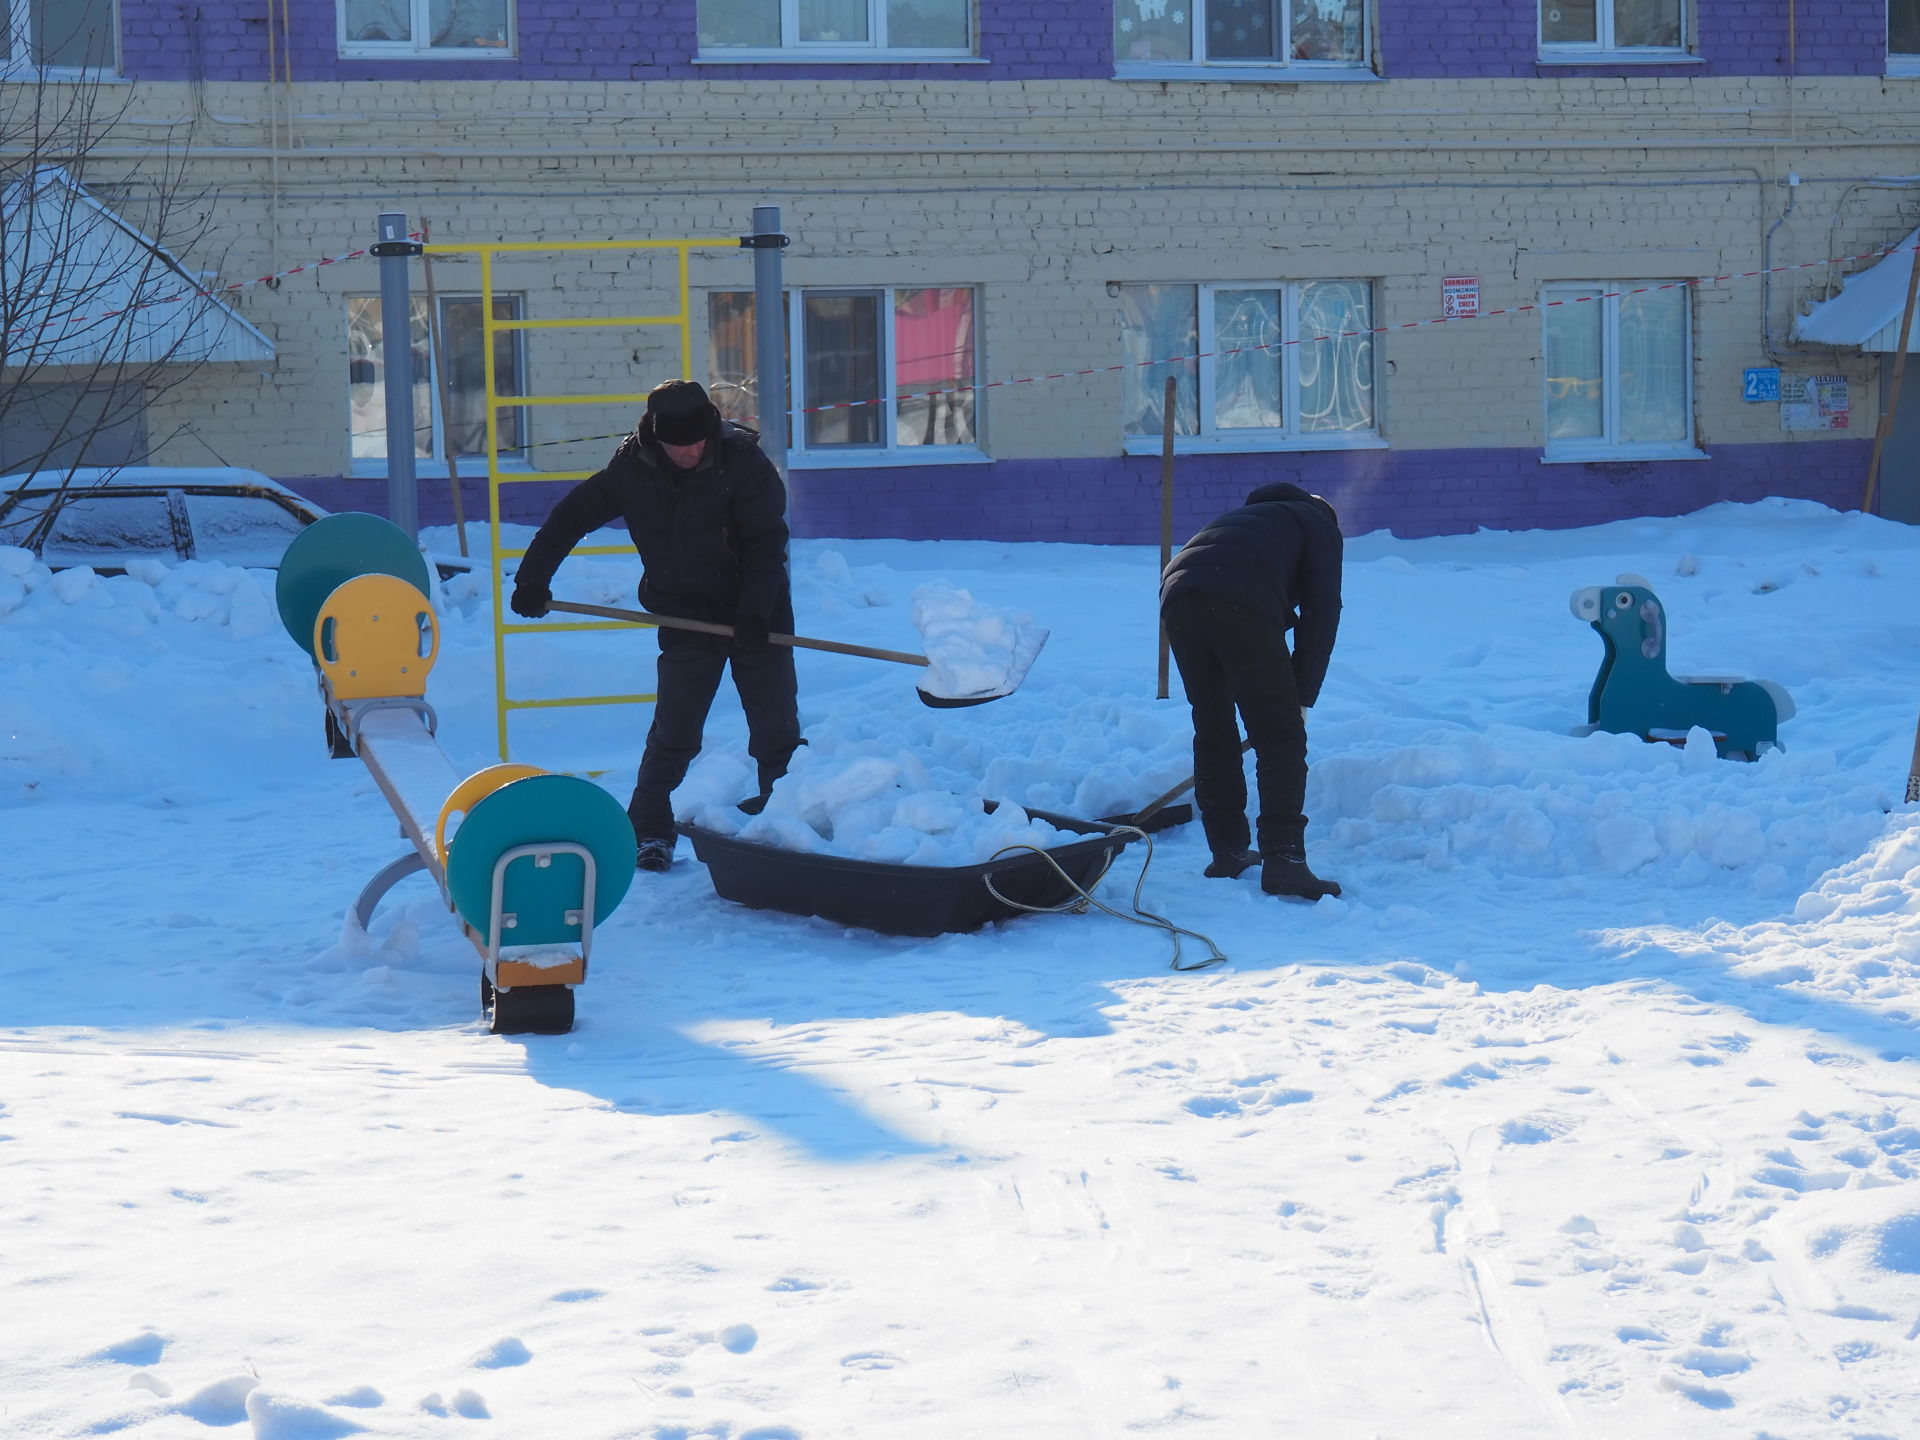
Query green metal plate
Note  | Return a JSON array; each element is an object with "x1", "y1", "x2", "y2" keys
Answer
[
  {"x1": 445, "y1": 774, "x2": 636, "y2": 944},
  {"x1": 276, "y1": 512, "x2": 431, "y2": 657}
]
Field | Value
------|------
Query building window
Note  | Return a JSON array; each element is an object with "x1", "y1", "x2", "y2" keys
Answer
[
  {"x1": 1117, "y1": 281, "x2": 1377, "y2": 452},
  {"x1": 1114, "y1": 0, "x2": 1365, "y2": 72},
  {"x1": 347, "y1": 295, "x2": 527, "y2": 464},
  {"x1": 709, "y1": 286, "x2": 978, "y2": 461},
  {"x1": 1539, "y1": 0, "x2": 1688, "y2": 60},
  {"x1": 338, "y1": 0, "x2": 513, "y2": 57},
  {"x1": 698, "y1": 0, "x2": 971, "y2": 57},
  {"x1": 1541, "y1": 282, "x2": 1698, "y2": 460},
  {"x1": 1893, "y1": 0, "x2": 1920, "y2": 68},
  {"x1": 3, "y1": 0, "x2": 117, "y2": 71}
]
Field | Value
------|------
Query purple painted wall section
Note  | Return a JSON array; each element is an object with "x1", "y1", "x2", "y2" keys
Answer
[
  {"x1": 1371, "y1": 0, "x2": 1885, "y2": 79},
  {"x1": 125, "y1": 0, "x2": 1109, "y2": 83},
  {"x1": 289, "y1": 440, "x2": 1869, "y2": 545},
  {"x1": 124, "y1": 1, "x2": 1887, "y2": 84}
]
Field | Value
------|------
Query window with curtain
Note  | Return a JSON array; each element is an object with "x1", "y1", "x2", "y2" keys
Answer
[
  {"x1": 1118, "y1": 280, "x2": 1375, "y2": 448},
  {"x1": 1541, "y1": 282, "x2": 1693, "y2": 457},
  {"x1": 5, "y1": 0, "x2": 117, "y2": 70},
  {"x1": 708, "y1": 286, "x2": 978, "y2": 457},
  {"x1": 347, "y1": 294, "x2": 527, "y2": 462},
  {"x1": 1539, "y1": 0, "x2": 1687, "y2": 57},
  {"x1": 339, "y1": 0, "x2": 513, "y2": 56},
  {"x1": 1114, "y1": 0, "x2": 1366, "y2": 70},
  {"x1": 698, "y1": 0, "x2": 971, "y2": 54}
]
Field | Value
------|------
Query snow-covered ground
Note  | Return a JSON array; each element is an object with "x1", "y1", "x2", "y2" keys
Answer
[{"x1": 4, "y1": 498, "x2": 1919, "y2": 1439}]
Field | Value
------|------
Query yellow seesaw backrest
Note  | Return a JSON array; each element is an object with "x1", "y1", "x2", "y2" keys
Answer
[
  {"x1": 434, "y1": 763, "x2": 547, "y2": 863},
  {"x1": 313, "y1": 573, "x2": 439, "y2": 701}
]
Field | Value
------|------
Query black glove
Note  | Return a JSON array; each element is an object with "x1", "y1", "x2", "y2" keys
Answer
[
  {"x1": 732, "y1": 609, "x2": 770, "y2": 649},
  {"x1": 510, "y1": 580, "x2": 551, "y2": 618}
]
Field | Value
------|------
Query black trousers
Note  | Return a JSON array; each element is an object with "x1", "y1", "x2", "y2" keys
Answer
[
  {"x1": 628, "y1": 624, "x2": 801, "y2": 842},
  {"x1": 1162, "y1": 591, "x2": 1308, "y2": 857}
]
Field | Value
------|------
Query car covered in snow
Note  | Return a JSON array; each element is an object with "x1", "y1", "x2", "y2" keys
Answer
[{"x1": 0, "y1": 466, "x2": 467, "y2": 577}]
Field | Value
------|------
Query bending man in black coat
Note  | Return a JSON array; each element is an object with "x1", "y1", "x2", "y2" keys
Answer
[
  {"x1": 1160, "y1": 481, "x2": 1343, "y2": 900},
  {"x1": 509, "y1": 380, "x2": 801, "y2": 873}
]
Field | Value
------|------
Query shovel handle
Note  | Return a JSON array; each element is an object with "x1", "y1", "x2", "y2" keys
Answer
[
  {"x1": 1130, "y1": 738, "x2": 1257, "y2": 825},
  {"x1": 545, "y1": 598, "x2": 931, "y2": 669}
]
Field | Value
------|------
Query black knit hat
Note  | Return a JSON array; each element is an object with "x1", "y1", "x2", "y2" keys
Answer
[{"x1": 646, "y1": 379, "x2": 721, "y2": 446}]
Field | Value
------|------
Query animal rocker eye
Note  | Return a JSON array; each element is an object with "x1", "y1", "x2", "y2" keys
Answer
[{"x1": 1614, "y1": 592, "x2": 1633, "y2": 609}]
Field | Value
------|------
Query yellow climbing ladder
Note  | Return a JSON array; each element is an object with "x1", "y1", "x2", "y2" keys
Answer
[{"x1": 422, "y1": 235, "x2": 739, "y2": 761}]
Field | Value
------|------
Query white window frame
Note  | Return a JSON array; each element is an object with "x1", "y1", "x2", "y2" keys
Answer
[
  {"x1": 1891, "y1": 0, "x2": 1920, "y2": 75},
  {"x1": 2, "y1": 0, "x2": 120, "y2": 76},
  {"x1": 1539, "y1": 281, "x2": 1705, "y2": 464},
  {"x1": 1118, "y1": 280, "x2": 1385, "y2": 457},
  {"x1": 710, "y1": 285, "x2": 987, "y2": 469},
  {"x1": 346, "y1": 292, "x2": 532, "y2": 478},
  {"x1": 1113, "y1": 0, "x2": 1375, "y2": 83},
  {"x1": 695, "y1": 0, "x2": 976, "y2": 63},
  {"x1": 1537, "y1": 0, "x2": 1696, "y2": 65},
  {"x1": 337, "y1": 0, "x2": 516, "y2": 59}
]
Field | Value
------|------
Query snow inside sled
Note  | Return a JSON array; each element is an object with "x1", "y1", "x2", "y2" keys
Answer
[{"x1": 677, "y1": 807, "x2": 1137, "y2": 937}]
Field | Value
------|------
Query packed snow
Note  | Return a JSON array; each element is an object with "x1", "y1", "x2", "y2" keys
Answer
[
  {"x1": 908, "y1": 578, "x2": 1049, "y2": 704},
  {"x1": 5, "y1": 497, "x2": 1920, "y2": 1438}
]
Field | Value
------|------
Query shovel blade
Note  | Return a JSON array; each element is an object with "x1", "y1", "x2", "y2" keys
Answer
[{"x1": 915, "y1": 627, "x2": 1049, "y2": 708}]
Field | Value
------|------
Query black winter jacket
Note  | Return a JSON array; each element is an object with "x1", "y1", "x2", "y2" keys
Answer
[
  {"x1": 516, "y1": 418, "x2": 791, "y2": 625},
  {"x1": 1160, "y1": 481, "x2": 1343, "y2": 706}
]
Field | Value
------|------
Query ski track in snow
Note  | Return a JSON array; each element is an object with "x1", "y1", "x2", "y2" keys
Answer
[{"x1": 3, "y1": 501, "x2": 1920, "y2": 1436}]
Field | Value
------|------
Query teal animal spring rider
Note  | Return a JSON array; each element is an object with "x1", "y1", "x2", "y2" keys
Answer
[
  {"x1": 276, "y1": 512, "x2": 634, "y2": 1034},
  {"x1": 1570, "y1": 574, "x2": 1793, "y2": 762}
]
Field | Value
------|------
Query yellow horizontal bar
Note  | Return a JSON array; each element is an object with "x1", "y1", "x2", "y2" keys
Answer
[
  {"x1": 501, "y1": 393, "x2": 649, "y2": 408},
  {"x1": 425, "y1": 239, "x2": 735, "y2": 255},
  {"x1": 494, "y1": 470, "x2": 597, "y2": 484},
  {"x1": 505, "y1": 693, "x2": 657, "y2": 710},
  {"x1": 493, "y1": 314, "x2": 686, "y2": 331}
]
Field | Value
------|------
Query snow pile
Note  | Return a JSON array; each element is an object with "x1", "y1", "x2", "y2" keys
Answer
[
  {"x1": 686, "y1": 743, "x2": 1072, "y2": 865},
  {"x1": 911, "y1": 579, "x2": 1047, "y2": 702}
]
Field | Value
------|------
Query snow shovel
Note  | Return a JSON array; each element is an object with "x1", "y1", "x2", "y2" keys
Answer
[{"x1": 542, "y1": 599, "x2": 1043, "y2": 709}]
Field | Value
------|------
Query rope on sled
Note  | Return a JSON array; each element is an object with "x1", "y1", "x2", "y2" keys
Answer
[{"x1": 982, "y1": 823, "x2": 1228, "y2": 972}]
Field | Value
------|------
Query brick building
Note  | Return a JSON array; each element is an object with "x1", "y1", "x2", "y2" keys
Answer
[{"x1": 5, "y1": 1, "x2": 1918, "y2": 540}]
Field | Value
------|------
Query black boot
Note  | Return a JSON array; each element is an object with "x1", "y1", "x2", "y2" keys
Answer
[
  {"x1": 1260, "y1": 847, "x2": 1341, "y2": 900},
  {"x1": 635, "y1": 835, "x2": 676, "y2": 872},
  {"x1": 1203, "y1": 848, "x2": 1260, "y2": 879}
]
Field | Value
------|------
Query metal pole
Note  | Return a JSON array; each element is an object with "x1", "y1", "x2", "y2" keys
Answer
[
  {"x1": 376, "y1": 211, "x2": 419, "y2": 540},
  {"x1": 419, "y1": 223, "x2": 470, "y2": 556},
  {"x1": 748, "y1": 204, "x2": 789, "y2": 480},
  {"x1": 1156, "y1": 374, "x2": 1177, "y2": 700}
]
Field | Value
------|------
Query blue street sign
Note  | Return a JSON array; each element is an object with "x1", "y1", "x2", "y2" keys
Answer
[{"x1": 1743, "y1": 367, "x2": 1781, "y2": 402}]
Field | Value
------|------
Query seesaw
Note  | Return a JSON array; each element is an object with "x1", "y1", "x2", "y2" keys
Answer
[
  {"x1": 275, "y1": 513, "x2": 633, "y2": 1034},
  {"x1": 1570, "y1": 573, "x2": 1794, "y2": 762}
]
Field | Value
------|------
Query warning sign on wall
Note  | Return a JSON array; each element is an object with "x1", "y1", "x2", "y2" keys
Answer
[{"x1": 1442, "y1": 276, "x2": 1480, "y2": 319}]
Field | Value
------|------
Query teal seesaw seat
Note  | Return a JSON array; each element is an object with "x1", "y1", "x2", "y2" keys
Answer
[{"x1": 1570, "y1": 574, "x2": 1794, "y2": 762}]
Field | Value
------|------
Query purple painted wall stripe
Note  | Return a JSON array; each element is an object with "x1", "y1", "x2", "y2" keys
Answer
[
  {"x1": 125, "y1": 1, "x2": 1889, "y2": 82},
  {"x1": 289, "y1": 441, "x2": 1870, "y2": 546}
]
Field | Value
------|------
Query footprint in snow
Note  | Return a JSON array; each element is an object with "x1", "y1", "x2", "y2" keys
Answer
[
  {"x1": 420, "y1": 1389, "x2": 490, "y2": 1418},
  {"x1": 244, "y1": 1387, "x2": 369, "y2": 1436},
  {"x1": 90, "y1": 1331, "x2": 167, "y2": 1366},
  {"x1": 841, "y1": 1351, "x2": 904, "y2": 1370},
  {"x1": 470, "y1": 1336, "x2": 530, "y2": 1368},
  {"x1": 715, "y1": 1324, "x2": 758, "y2": 1354}
]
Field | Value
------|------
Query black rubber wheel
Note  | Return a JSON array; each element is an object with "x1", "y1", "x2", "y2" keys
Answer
[
  {"x1": 324, "y1": 710, "x2": 355, "y2": 759},
  {"x1": 490, "y1": 984, "x2": 574, "y2": 1035},
  {"x1": 480, "y1": 973, "x2": 495, "y2": 1015}
]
